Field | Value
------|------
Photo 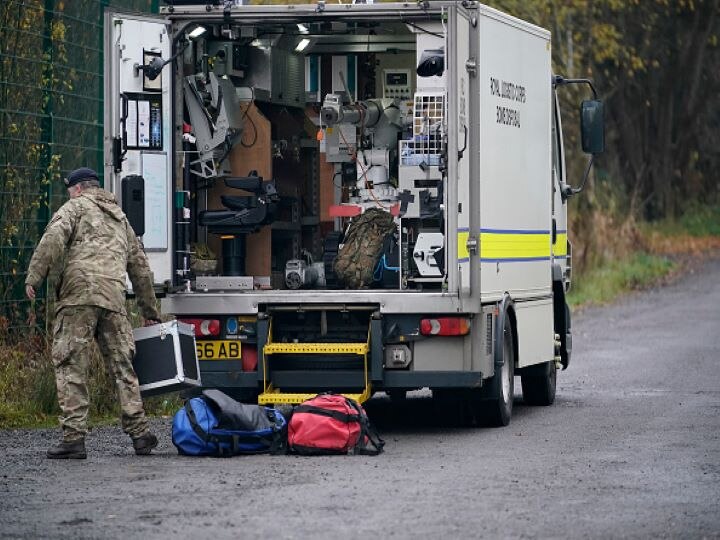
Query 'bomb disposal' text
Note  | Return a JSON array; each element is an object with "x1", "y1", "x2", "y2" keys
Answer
[{"x1": 490, "y1": 77, "x2": 526, "y2": 128}]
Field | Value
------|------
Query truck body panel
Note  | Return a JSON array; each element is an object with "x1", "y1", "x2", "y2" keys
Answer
[{"x1": 477, "y1": 11, "x2": 553, "y2": 300}]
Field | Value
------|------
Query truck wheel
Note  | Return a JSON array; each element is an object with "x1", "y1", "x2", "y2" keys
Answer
[
  {"x1": 520, "y1": 360, "x2": 556, "y2": 406},
  {"x1": 481, "y1": 316, "x2": 515, "y2": 427}
]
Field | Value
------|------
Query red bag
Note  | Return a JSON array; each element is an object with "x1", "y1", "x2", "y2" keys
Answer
[{"x1": 288, "y1": 394, "x2": 384, "y2": 455}]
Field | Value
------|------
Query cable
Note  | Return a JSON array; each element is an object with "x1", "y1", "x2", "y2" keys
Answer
[
  {"x1": 237, "y1": 87, "x2": 257, "y2": 148},
  {"x1": 338, "y1": 126, "x2": 390, "y2": 210},
  {"x1": 400, "y1": 19, "x2": 443, "y2": 38},
  {"x1": 240, "y1": 87, "x2": 256, "y2": 123},
  {"x1": 240, "y1": 103, "x2": 258, "y2": 148},
  {"x1": 332, "y1": 171, "x2": 347, "y2": 190}
]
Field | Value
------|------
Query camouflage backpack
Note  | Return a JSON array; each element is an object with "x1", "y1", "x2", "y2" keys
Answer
[{"x1": 334, "y1": 208, "x2": 397, "y2": 288}]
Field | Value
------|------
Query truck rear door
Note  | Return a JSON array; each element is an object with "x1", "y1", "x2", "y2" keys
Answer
[
  {"x1": 447, "y1": 3, "x2": 478, "y2": 306},
  {"x1": 103, "y1": 12, "x2": 173, "y2": 285}
]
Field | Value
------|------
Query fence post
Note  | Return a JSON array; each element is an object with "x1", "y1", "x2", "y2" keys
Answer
[{"x1": 41, "y1": 0, "x2": 57, "y2": 333}]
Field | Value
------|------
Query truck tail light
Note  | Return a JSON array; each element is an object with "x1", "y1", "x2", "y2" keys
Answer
[
  {"x1": 420, "y1": 317, "x2": 471, "y2": 336},
  {"x1": 179, "y1": 318, "x2": 221, "y2": 337}
]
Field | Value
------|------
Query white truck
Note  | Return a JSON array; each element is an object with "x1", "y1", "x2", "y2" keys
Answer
[{"x1": 104, "y1": 1, "x2": 604, "y2": 426}]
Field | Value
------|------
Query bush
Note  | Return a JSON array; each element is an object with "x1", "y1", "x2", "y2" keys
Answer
[{"x1": 0, "y1": 331, "x2": 57, "y2": 428}]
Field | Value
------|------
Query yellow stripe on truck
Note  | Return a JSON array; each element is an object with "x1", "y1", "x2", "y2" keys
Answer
[
  {"x1": 458, "y1": 229, "x2": 470, "y2": 262},
  {"x1": 480, "y1": 230, "x2": 550, "y2": 261},
  {"x1": 553, "y1": 232, "x2": 568, "y2": 257},
  {"x1": 456, "y1": 229, "x2": 571, "y2": 262}
]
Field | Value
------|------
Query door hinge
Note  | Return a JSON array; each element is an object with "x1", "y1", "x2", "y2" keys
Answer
[
  {"x1": 466, "y1": 235, "x2": 478, "y2": 255},
  {"x1": 465, "y1": 57, "x2": 477, "y2": 77}
]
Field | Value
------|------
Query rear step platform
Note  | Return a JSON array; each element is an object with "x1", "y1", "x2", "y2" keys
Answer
[{"x1": 258, "y1": 329, "x2": 372, "y2": 405}]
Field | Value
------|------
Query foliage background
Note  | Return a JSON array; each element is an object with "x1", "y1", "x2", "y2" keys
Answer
[{"x1": 1, "y1": 0, "x2": 158, "y2": 333}]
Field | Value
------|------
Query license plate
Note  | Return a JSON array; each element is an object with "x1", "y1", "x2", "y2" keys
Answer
[{"x1": 196, "y1": 340, "x2": 241, "y2": 360}]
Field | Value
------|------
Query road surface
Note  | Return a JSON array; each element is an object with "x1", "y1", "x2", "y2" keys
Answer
[{"x1": 1, "y1": 257, "x2": 719, "y2": 539}]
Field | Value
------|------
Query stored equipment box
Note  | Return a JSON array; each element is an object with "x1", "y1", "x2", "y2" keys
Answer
[{"x1": 132, "y1": 320, "x2": 201, "y2": 397}]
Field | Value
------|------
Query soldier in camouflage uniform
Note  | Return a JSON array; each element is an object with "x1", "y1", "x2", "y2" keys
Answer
[{"x1": 25, "y1": 168, "x2": 161, "y2": 459}]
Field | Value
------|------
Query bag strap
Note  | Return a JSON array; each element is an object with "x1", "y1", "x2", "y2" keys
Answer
[
  {"x1": 343, "y1": 398, "x2": 385, "y2": 456},
  {"x1": 295, "y1": 403, "x2": 362, "y2": 424},
  {"x1": 355, "y1": 423, "x2": 385, "y2": 456},
  {"x1": 184, "y1": 400, "x2": 211, "y2": 443},
  {"x1": 184, "y1": 400, "x2": 239, "y2": 457}
]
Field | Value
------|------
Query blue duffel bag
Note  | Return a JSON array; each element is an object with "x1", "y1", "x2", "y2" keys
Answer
[{"x1": 172, "y1": 389, "x2": 286, "y2": 456}]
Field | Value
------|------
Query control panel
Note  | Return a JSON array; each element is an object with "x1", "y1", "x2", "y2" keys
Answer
[{"x1": 383, "y1": 69, "x2": 413, "y2": 100}]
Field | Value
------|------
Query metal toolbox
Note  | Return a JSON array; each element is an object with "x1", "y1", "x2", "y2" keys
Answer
[{"x1": 132, "y1": 320, "x2": 201, "y2": 397}]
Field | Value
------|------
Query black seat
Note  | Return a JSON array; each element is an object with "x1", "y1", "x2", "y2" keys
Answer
[
  {"x1": 198, "y1": 171, "x2": 278, "y2": 234},
  {"x1": 224, "y1": 176, "x2": 263, "y2": 192},
  {"x1": 197, "y1": 171, "x2": 279, "y2": 276},
  {"x1": 221, "y1": 195, "x2": 256, "y2": 211}
]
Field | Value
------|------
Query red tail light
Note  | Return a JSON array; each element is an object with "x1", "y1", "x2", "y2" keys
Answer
[
  {"x1": 420, "y1": 317, "x2": 471, "y2": 336},
  {"x1": 179, "y1": 318, "x2": 221, "y2": 336}
]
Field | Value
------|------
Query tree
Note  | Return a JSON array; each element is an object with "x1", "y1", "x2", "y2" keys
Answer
[{"x1": 596, "y1": 0, "x2": 720, "y2": 219}]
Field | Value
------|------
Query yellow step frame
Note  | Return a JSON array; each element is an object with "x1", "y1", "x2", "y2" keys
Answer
[{"x1": 257, "y1": 323, "x2": 372, "y2": 405}]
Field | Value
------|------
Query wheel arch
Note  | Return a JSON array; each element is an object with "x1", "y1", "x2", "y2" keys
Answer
[
  {"x1": 495, "y1": 293, "x2": 518, "y2": 369},
  {"x1": 552, "y1": 276, "x2": 572, "y2": 369}
]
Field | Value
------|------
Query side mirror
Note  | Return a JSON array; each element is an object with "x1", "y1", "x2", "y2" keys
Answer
[{"x1": 580, "y1": 99, "x2": 605, "y2": 155}]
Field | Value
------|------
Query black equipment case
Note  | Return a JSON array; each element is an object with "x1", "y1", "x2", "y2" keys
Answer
[{"x1": 132, "y1": 321, "x2": 201, "y2": 396}]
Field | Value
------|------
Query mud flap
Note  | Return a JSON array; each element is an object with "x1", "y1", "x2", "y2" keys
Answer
[{"x1": 553, "y1": 280, "x2": 571, "y2": 369}]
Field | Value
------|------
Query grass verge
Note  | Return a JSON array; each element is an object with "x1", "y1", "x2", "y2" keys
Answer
[
  {"x1": 0, "y1": 333, "x2": 183, "y2": 430},
  {"x1": 568, "y1": 204, "x2": 720, "y2": 308},
  {"x1": 567, "y1": 252, "x2": 676, "y2": 308}
]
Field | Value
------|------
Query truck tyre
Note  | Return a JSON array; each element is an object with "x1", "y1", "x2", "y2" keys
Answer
[
  {"x1": 481, "y1": 316, "x2": 515, "y2": 427},
  {"x1": 520, "y1": 360, "x2": 556, "y2": 406}
]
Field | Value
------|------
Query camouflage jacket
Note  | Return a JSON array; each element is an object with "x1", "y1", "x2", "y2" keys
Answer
[{"x1": 25, "y1": 187, "x2": 160, "y2": 319}]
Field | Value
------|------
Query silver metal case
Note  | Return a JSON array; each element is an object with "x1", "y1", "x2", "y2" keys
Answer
[{"x1": 132, "y1": 321, "x2": 201, "y2": 396}]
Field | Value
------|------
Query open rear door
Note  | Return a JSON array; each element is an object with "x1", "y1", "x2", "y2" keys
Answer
[
  {"x1": 104, "y1": 12, "x2": 172, "y2": 285},
  {"x1": 446, "y1": 3, "x2": 477, "y2": 304}
]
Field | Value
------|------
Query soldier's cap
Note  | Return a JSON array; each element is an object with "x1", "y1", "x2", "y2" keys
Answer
[{"x1": 64, "y1": 167, "x2": 98, "y2": 188}]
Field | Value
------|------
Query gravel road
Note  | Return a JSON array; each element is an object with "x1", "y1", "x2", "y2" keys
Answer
[{"x1": 2, "y1": 257, "x2": 719, "y2": 539}]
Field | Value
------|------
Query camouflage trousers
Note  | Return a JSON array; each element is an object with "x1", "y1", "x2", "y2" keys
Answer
[{"x1": 51, "y1": 305, "x2": 148, "y2": 441}]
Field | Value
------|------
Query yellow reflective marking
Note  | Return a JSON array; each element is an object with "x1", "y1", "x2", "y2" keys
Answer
[
  {"x1": 457, "y1": 230, "x2": 470, "y2": 260},
  {"x1": 258, "y1": 389, "x2": 369, "y2": 406},
  {"x1": 264, "y1": 342, "x2": 368, "y2": 355},
  {"x1": 458, "y1": 230, "x2": 560, "y2": 261},
  {"x1": 480, "y1": 231, "x2": 551, "y2": 261},
  {"x1": 553, "y1": 232, "x2": 568, "y2": 257}
]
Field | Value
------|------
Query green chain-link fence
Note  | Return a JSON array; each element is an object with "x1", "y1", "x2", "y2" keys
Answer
[{"x1": 0, "y1": 0, "x2": 158, "y2": 339}]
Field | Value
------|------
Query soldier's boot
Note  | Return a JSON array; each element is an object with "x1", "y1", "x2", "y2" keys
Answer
[
  {"x1": 47, "y1": 438, "x2": 87, "y2": 460},
  {"x1": 132, "y1": 432, "x2": 158, "y2": 456}
]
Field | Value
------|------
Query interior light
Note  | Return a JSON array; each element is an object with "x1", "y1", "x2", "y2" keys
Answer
[
  {"x1": 295, "y1": 38, "x2": 311, "y2": 52},
  {"x1": 188, "y1": 26, "x2": 207, "y2": 39},
  {"x1": 251, "y1": 38, "x2": 270, "y2": 50},
  {"x1": 297, "y1": 23, "x2": 309, "y2": 34}
]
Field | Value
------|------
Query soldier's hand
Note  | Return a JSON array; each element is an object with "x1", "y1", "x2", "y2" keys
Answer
[
  {"x1": 25, "y1": 285, "x2": 35, "y2": 300},
  {"x1": 144, "y1": 318, "x2": 161, "y2": 327}
]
